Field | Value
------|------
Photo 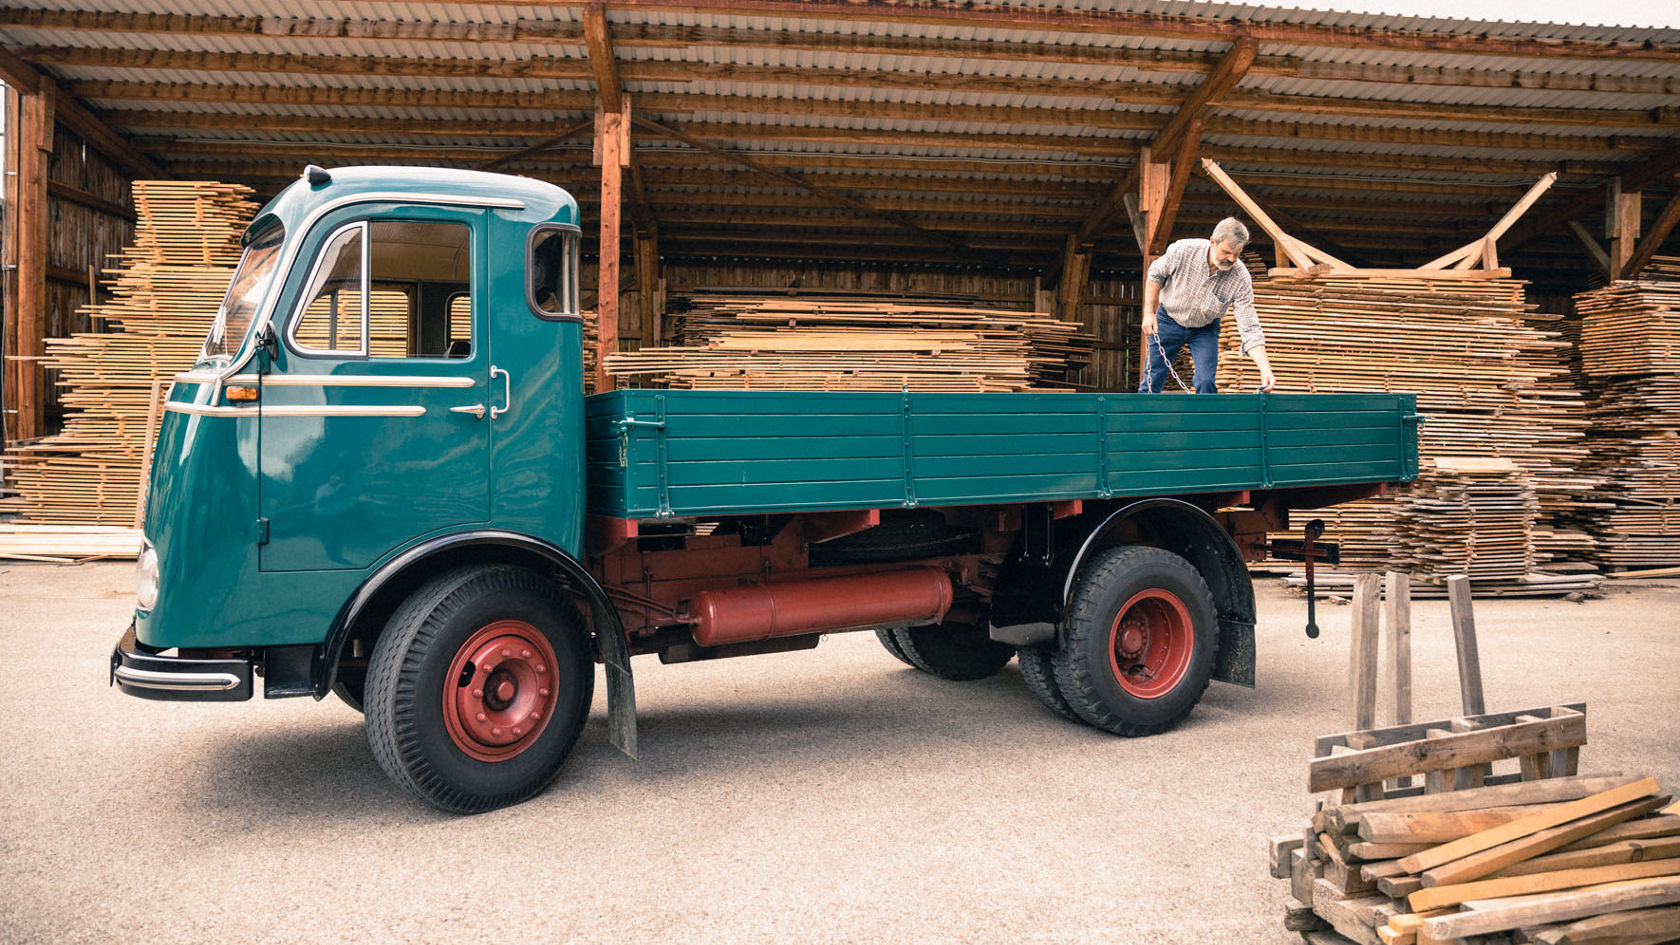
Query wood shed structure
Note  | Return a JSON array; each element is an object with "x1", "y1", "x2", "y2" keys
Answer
[{"x1": 2, "y1": 0, "x2": 1680, "y2": 445}]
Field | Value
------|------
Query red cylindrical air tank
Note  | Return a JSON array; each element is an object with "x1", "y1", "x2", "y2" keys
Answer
[{"x1": 689, "y1": 569, "x2": 953, "y2": 646}]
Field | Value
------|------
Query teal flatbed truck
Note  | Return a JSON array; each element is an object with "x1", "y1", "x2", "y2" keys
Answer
[{"x1": 111, "y1": 166, "x2": 1419, "y2": 812}]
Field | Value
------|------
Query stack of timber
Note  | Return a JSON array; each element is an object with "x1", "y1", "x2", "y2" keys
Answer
[
  {"x1": 1221, "y1": 272, "x2": 1596, "y2": 593},
  {"x1": 1572, "y1": 257, "x2": 1680, "y2": 571},
  {"x1": 1272, "y1": 705, "x2": 1680, "y2": 945},
  {"x1": 603, "y1": 293, "x2": 1095, "y2": 392},
  {"x1": 1379, "y1": 459, "x2": 1539, "y2": 586},
  {"x1": 1, "y1": 181, "x2": 256, "y2": 546}
]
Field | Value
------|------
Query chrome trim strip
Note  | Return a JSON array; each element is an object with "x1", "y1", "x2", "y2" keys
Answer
[
  {"x1": 225, "y1": 374, "x2": 475, "y2": 388},
  {"x1": 174, "y1": 369, "x2": 226, "y2": 384},
  {"x1": 114, "y1": 666, "x2": 242, "y2": 692},
  {"x1": 166, "y1": 403, "x2": 427, "y2": 418}
]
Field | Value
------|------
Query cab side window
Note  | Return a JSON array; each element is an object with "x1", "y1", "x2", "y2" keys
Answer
[
  {"x1": 290, "y1": 219, "x2": 473, "y2": 358},
  {"x1": 529, "y1": 227, "x2": 580, "y2": 318}
]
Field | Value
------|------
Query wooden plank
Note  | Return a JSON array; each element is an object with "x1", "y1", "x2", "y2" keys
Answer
[
  {"x1": 1523, "y1": 903, "x2": 1680, "y2": 945},
  {"x1": 1420, "y1": 795, "x2": 1673, "y2": 888},
  {"x1": 1446, "y1": 576, "x2": 1486, "y2": 716},
  {"x1": 1328, "y1": 775, "x2": 1634, "y2": 835},
  {"x1": 1399, "y1": 779, "x2": 1662, "y2": 874},
  {"x1": 1309, "y1": 713, "x2": 1588, "y2": 793},
  {"x1": 1351, "y1": 572, "x2": 1382, "y2": 732},
  {"x1": 1410, "y1": 855, "x2": 1680, "y2": 911},
  {"x1": 1424, "y1": 876, "x2": 1680, "y2": 939},
  {"x1": 1361, "y1": 806, "x2": 1559, "y2": 844}
]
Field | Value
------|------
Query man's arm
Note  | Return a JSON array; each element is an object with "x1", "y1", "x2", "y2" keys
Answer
[
  {"x1": 1141, "y1": 277, "x2": 1164, "y2": 337},
  {"x1": 1229, "y1": 279, "x2": 1276, "y2": 390}
]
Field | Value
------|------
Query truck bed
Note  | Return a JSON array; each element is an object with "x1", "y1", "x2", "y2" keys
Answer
[{"x1": 584, "y1": 390, "x2": 1418, "y2": 520}]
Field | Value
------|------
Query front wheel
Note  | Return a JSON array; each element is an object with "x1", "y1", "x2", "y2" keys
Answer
[
  {"x1": 1052, "y1": 546, "x2": 1217, "y2": 737},
  {"x1": 364, "y1": 565, "x2": 594, "y2": 813}
]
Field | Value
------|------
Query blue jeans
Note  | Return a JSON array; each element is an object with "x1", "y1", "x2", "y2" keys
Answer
[{"x1": 1138, "y1": 306, "x2": 1220, "y2": 394}]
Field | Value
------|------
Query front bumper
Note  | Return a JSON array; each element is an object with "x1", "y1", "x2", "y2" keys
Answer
[{"x1": 110, "y1": 624, "x2": 254, "y2": 701}]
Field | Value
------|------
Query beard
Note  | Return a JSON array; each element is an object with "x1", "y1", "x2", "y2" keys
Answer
[{"x1": 1214, "y1": 256, "x2": 1237, "y2": 271}]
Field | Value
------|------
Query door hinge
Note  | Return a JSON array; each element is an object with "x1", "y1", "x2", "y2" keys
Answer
[{"x1": 256, "y1": 518, "x2": 270, "y2": 545}]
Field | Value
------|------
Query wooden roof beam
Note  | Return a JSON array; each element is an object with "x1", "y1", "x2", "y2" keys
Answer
[
  {"x1": 0, "y1": 45, "x2": 164, "y2": 180},
  {"x1": 581, "y1": 3, "x2": 652, "y2": 235},
  {"x1": 1503, "y1": 145, "x2": 1680, "y2": 251},
  {"x1": 580, "y1": 0, "x2": 1680, "y2": 62},
  {"x1": 1623, "y1": 188, "x2": 1680, "y2": 278},
  {"x1": 631, "y1": 115, "x2": 1000, "y2": 266},
  {"x1": 1045, "y1": 38, "x2": 1255, "y2": 282},
  {"x1": 63, "y1": 79, "x2": 1680, "y2": 133},
  {"x1": 12, "y1": 8, "x2": 1680, "y2": 93}
]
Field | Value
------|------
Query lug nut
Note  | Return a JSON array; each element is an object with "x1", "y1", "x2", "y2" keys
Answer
[
  {"x1": 477, "y1": 712, "x2": 487, "y2": 722},
  {"x1": 522, "y1": 648, "x2": 532, "y2": 658}
]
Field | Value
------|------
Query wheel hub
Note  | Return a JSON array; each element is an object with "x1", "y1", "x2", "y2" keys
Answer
[
  {"x1": 443, "y1": 621, "x2": 560, "y2": 762},
  {"x1": 1107, "y1": 588, "x2": 1195, "y2": 700}
]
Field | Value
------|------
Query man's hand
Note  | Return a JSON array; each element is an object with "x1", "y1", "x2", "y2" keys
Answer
[
  {"x1": 1141, "y1": 310, "x2": 1158, "y2": 337},
  {"x1": 1251, "y1": 347, "x2": 1277, "y2": 391},
  {"x1": 1259, "y1": 365, "x2": 1277, "y2": 391}
]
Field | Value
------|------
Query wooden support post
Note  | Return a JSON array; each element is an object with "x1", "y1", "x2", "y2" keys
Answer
[
  {"x1": 1055, "y1": 235, "x2": 1091, "y2": 327},
  {"x1": 635, "y1": 223, "x2": 660, "y2": 347},
  {"x1": 1607, "y1": 178, "x2": 1642, "y2": 282},
  {"x1": 1350, "y1": 573, "x2": 1382, "y2": 733},
  {"x1": 1446, "y1": 575, "x2": 1486, "y2": 716},
  {"x1": 12, "y1": 84, "x2": 54, "y2": 442},
  {"x1": 1385, "y1": 570, "x2": 1413, "y2": 790},
  {"x1": 593, "y1": 97, "x2": 629, "y2": 394},
  {"x1": 1, "y1": 84, "x2": 20, "y2": 447}
]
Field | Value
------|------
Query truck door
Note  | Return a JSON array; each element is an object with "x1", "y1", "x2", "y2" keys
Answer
[{"x1": 257, "y1": 208, "x2": 491, "y2": 572}]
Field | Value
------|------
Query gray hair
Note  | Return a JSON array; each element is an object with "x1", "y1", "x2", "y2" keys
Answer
[{"x1": 1211, "y1": 217, "x2": 1250, "y2": 248}]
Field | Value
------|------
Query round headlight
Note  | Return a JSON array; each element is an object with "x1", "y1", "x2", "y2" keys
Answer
[{"x1": 136, "y1": 541, "x2": 160, "y2": 611}]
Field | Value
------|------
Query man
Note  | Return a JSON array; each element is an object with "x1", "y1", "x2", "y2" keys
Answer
[{"x1": 1137, "y1": 217, "x2": 1276, "y2": 394}]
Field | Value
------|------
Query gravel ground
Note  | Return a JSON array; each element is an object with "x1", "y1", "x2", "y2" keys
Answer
[{"x1": 1, "y1": 561, "x2": 1676, "y2": 945}]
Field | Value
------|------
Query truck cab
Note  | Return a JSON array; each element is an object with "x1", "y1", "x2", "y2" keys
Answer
[{"x1": 114, "y1": 165, "x2": 1417, "y2": 814}]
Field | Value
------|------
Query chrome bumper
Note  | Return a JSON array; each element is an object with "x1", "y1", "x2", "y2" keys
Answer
[{"x1": 110, "y1": 624, "x2": 254, "y2": 702}]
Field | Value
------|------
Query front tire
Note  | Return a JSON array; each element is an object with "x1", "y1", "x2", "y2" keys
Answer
[
  {"x1": 364, "y1": 565, "x2": 594, "y2": 813},
  {"x1": 1052, "y1": 547, "x2": 1217, "y2": 736}
]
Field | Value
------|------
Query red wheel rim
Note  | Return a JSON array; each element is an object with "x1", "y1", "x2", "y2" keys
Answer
[
  {"x1": 1106, "y1": 588, "x2": 1194, "y2": 700},
  {"x1": 442, "y1": 620, "x2": 560, "y2": 762}
]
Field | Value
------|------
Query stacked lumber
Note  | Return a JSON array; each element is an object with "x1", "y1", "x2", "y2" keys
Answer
[
  {"x1": 0, "y1": 524, "x2": 143, "y2": 563},
  {"x1": 603, "y1": 293, "x2": 1095, "y2": 392},
  {"x1": 1572, "y1": 257, "x2": 1680, "y2": 570},
  {"x1": 1, "y1": 181, "x2": 257, "y2": 530},
  {"x1": 1378, "y1": 458, "x2": 1538, "y2": 585},
  {"x1": 1219, "y1": 274, "x2": 1596, "y2": 593},
  {"x1": 1277, "y1": 774, "x2": 1680, "y2": 945},
  {"x1": 1272, "y1": 702, "x2": 1680, "y2": 945}
]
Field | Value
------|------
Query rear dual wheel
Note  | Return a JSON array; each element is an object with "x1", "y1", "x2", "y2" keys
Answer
[
  {"x1": 1046, "y1": 546, "x2": 1217, "y2": 737},
  {"x1": 364, "y1": 565, "x2": 594, "y2": 813},
  {"x1": 882, "y1": 618, "x2": 1014, "y2": 681}
]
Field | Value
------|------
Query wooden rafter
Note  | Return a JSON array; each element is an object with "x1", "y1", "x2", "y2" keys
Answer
[
  {"x1": 1045, "y1": 38, "x2": 1255, "y2": 282},
  {"x1": 0, "y1": 45, "x2": 163, "y2": 179},
  {"x1": 476, "y1": 120, "x2": 594, "y2": 171},
  {"x1": 584, "y1": 0, "x2": 1680, "y2": 61},
  {"x1": 1418, "y1": 172, "x2": 1556, "y2": 271},
  {"x1": 11, "y1": 8, "x2": 1680, "y2": 94},
  {"x1": 632, "y1": 115, "x2": 995, "y2": 264},
  {"x1": 1624, "y1": 188, "x2": 1680, "y2": 279},
  {"x1": 1504, "y1": 146, "x2": 1680, "y2": 252},
  {"x1": 62, "y1": 77, "x2": 1680, "y2": 132},
  {"x1": 1147, "y1": 118, "x2": 1206, "y2": 257}
]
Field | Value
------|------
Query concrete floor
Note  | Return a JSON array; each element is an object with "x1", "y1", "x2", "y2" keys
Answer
[{"x1": 1, "y1": 561, "x2": 1676, "y2": 945}]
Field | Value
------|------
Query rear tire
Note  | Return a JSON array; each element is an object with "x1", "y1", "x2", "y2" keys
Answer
[
  {"x1": 1052, "y1": 546, "x2": 1217, "y2": 736},
  {"x1": 875, "y1": 629, "x2": 916, "y2": 667},
  {"x1": 892, "y1": 619, "x2": 1015, "y2": 681},
  {"x1": 1017, "y1": 645, "x2": 1079, "y2": 721},
  {"x1": 364, "y1": 565, "x2": 594, "y2": 813}
]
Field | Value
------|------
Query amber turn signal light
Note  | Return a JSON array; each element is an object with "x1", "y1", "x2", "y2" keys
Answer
[{"x1": 225, "y1": 386, "x2": 260, "y2": 402}]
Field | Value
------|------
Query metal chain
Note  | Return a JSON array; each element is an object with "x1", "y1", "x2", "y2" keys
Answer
[{"x1": 1143, "y1": 328, "x2": 1194, "y2": 393}]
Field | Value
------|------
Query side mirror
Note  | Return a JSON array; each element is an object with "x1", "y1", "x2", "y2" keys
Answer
[{"x1": 255, "y1": 324, "x2": 278, "y2": 372}]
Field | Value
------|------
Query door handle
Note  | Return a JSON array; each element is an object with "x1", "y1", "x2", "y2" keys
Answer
[
  {"x1": 449, "y1": 404, "x2": 485, "y2": 419},
  {"x1": 490, "y1": 365, "x2": 511, "y2": 420}
]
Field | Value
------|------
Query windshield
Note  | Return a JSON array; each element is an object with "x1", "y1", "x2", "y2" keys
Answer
[{"x1": 200, "y1": 224, "x2": 285, "y2": 363}]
